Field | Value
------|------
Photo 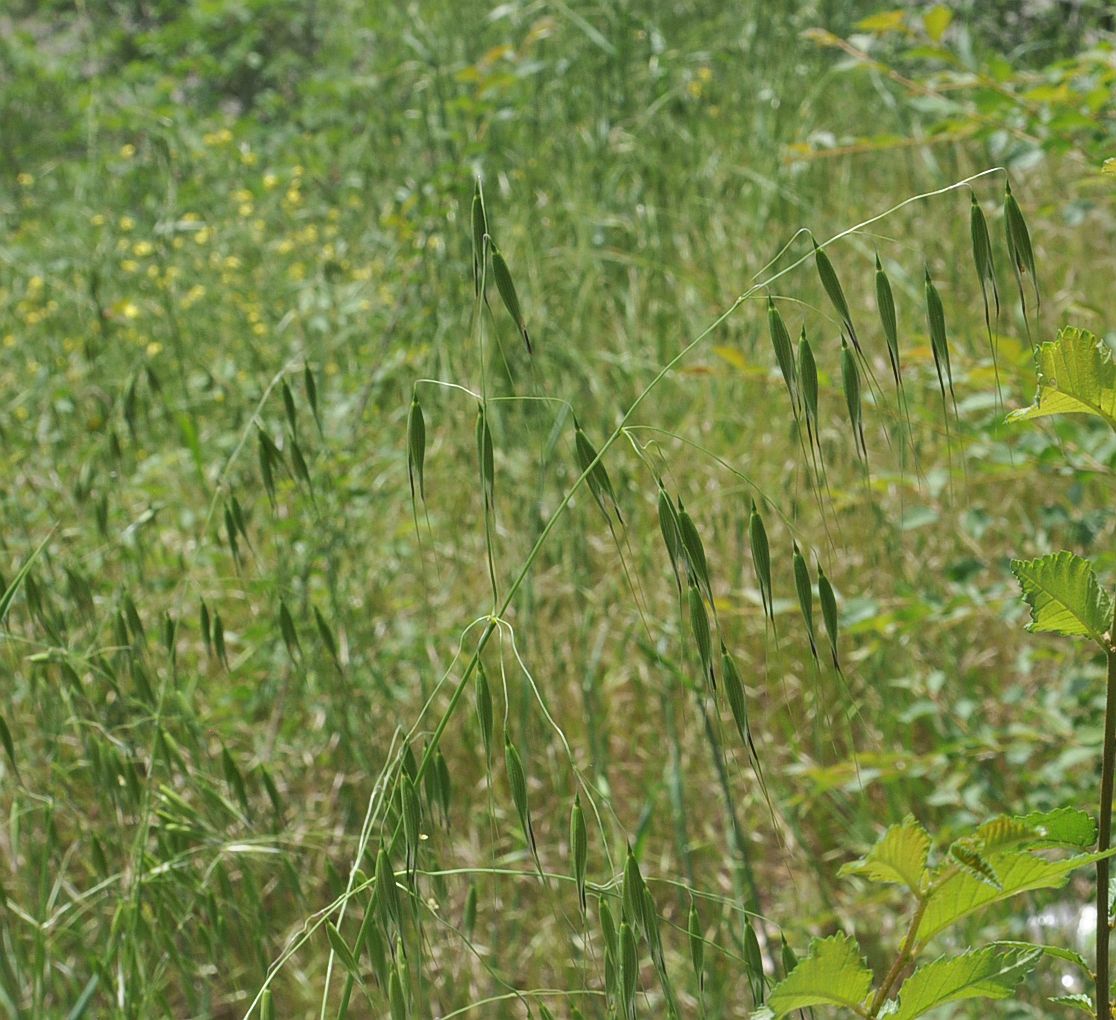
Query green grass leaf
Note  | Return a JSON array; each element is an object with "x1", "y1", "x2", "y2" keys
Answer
[
  {"x1": 1011, "y1": 551, "x2": 1113, "y2": 647},
  {"x1": 840, "y1": 815, "x2": 930, "y2": 893},
  {"x1": 752, "y1": 932, "x2": 873, "y2": 1018},
  {"x1": 1007, "y1": 326, "x2": 1116, "y2": 429},
  {"x1": 888, "y1": 946, "x2": 1039, "y2": 1020}
]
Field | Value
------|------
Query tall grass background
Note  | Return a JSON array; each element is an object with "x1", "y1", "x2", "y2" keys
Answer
[{"x1": 1, "y1": 1, "x2": 1115, "y2": 1016}]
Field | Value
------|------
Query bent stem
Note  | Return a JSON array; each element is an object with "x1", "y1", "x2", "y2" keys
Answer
[{"x1": 1098, "y1": 600, "x2": 1116, "y2": 1020}]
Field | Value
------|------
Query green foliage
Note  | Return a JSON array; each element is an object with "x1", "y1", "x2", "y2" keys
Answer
[
  {"x1": 3, "y1": 2, "x2": 1116, "y2": 1017},
  {"x1": 751, "y1": 933, "x2": 873, "y2": 1018},
  {"x1": 1008, "y1": 326, "x2": 1116, "y2": 430},
  {"x1": 1011, "y1": 551, "x2": 1113, "y2": 646},
  {"x1": 839, "y1": 815, "x2": 931, "y2": 893},
  {"x1": 889, "y1": 947, "x2": 1039, "y2": 1020}
]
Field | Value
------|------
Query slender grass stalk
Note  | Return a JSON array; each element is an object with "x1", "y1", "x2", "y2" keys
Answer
[{"x1": 1098, "y1": 602, "x2": 1116, "y2": 1020}]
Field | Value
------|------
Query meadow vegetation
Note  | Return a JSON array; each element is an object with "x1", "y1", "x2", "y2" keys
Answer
[{"x1": 2, "y1": 1, "x2": 1116, "y2": 1017}]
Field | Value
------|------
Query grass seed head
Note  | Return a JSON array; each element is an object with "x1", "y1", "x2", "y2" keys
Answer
[
  {"x1": 749, "y1": 501, "x2": 774, "y2": 625},
  {"x1": 924, "y1": 268, "x2": 956, "y2": 411},
  {"x1": 490, "y1": 243, "x2": 532, "y2": 354},
  {"x1": 571, "y1": 795, "x2": 588, "y2": 913},
  {"x1": 767, "y1": 297, "x2": 799, "y2": 413},
  {"x1": 471, "y1": 178, "x2": 488, "y2": 295},
  {"x1": 688, "y1": 899, "x2": 704, "y2": 988},
  {"x1": 792, "y1": 542, "x2": 817, "y2": 658},
  {"x1": 817, "y1": 561, "x2": 842, "y2": 674},
  {"x1": 874, "y1": 253, "x2": 901, "y2": 387},
  {"x1": 721, "y1": 645, "x2": 751, "y2": 748},
  {"x1": 475, "y1": 663, "x2": 494, "y2": 766},
  {"x1": 814, "y1": 240, "x2": 858, "y2": 350},
  {"x1": 688, "y1": 581, "x2": 715, "y2": 689},
  {"x1": 1004, "y1": 179, "x2": 1040, "y2": 313},
  {"x1": 797, "y1": 330, "x2": 819, "y2": 428},
  {"x1": 407, "y1": 394, "x2": 426, "y2": 504}
]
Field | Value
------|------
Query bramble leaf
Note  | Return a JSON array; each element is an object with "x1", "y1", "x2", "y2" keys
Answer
[
  {"x1": 1007, "y1": 326, "x2": 1116, "y2": 430},
  {"x1": 1015, "y1": 807, "x2": 1096, "y2": 849},
  {"x1": 839, "y1": 816, "x2": 930, "y2": 893},
  {"x1": 888, "y1": 946, "x2": 1039, "y2": 1020},
  {"x1": 918, "y1": 850, "x2": 1114, "y2": 944},
  {"x1": 1011, "y1": 551, "x2": 1113, "y2": 647},
  {"x1": 751, "y1": 932, "x2": 872, "y2": 1018}
]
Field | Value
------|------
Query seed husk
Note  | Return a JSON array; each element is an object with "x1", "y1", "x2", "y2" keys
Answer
[
  {"x1": 303, "y1": 363, "x2": 321, "y2": 433},
  {"x1": 797, "y1": 329, "x2": 819, "y2": 434},
  {"x1": 281, "y1": 378, "x2": 297, "y2": 434},
  {"x1": 0, "y1": 714, "x2": 17, "y2": 778},
  {"x1": 490, "y1": 243, "x2": 532, "y2": 354},
  {"x1": 767, "y1": 297, "x2": 799, "y2": 415},
  {"x1": 924, "y1": 268, "x2": 956, "y2": 416},
  {"x1": 1004, "y1": 179, "x2": 1040, "y2": 320},
  {"x1": 688, "y1": 899, "x2": 704, "y2": 990},
  {"x1": 814, "y1": 241, "x2": 859, "y2": 352},
  {"x1": 780, "y1": 934, "x2": 798, "y2": 978},
  {"x1": 744, "y1": 919, "x2": 765, "y2": 1004},
  {"x1": 656, "y1": 480, "x2": 684, "y2": 592},
  {"x1": 720, "y1": 645, "x2": 751, "y2": 749},
  {"x1": 840, "y1": 338, "x2": 867, "y2": 461},
  {"x1": 792, "y1": 542, "x2": 818, "y2": 662},
  {"x1": 622, "y1": 847, "x2": 645, "y2": 927},
  {"x1": 471, "y1": 179, "x2": 488, "y2": 296},
  {"x1": 374, "y1": 846, "x2": 402, "y2": 934},
  {"x1": 688, "y1": 581, "x2": 715, "y2": 689},
  {"x1": 476, "y1": 405, "x2": 495, "y2": 510},
  {"x1": 574, "y1": 418, "x2": 622, "y2": 525},
  {"x1": 314, "y1": 606, "x2": 342, "y2": 673},
  {"x1": 278, "y1": 600, "x2": 301, "y2": 662},
  {"x1": 504, "y1": 736, "x2": 539, "y2": 869},
  {"x1": 435, "y1": 749, "x2": 451, "y2": 822},
  {"x1": 749, "y1": 501, "x2": 774, "y2": 630},
  {"x1": 199, "y1": 599, "x2": 211, "y2": 656},
  {"x1": 475, "y1": 663, "x2": 494, "y2": 767},
  {"x1": 400, "y1": 773, "x2": 421, "y2": 879},
  {"x1": 619, "y1": 921, "x2": 638, "y2": 1018},
  {"x1": 874, "y1": 253, "x2": 901, "y2": 391},
  {"x1": 463, "y1": 883, "x2": 478, "y2": 938},
  {"x1": 571, "y1": 795, "x2": 588, "y2": 914},
  {"x1": 407, "y1": 394, "x2": 426, "y2": 504},
  {"x1": 677, "y1": 501, "x2": 712, "y2": 602},
  {"x1": 817, "y1": 560, "x2": 842, "y2": 675},
  {"x1": 325, "y1": 920, "x2": 360, "y2": 979}
]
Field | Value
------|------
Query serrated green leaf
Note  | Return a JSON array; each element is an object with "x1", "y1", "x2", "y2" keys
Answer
[
  {"x1": 1007, "y1": 326, "x2": 1116, "y2": 430},
  {"x1": 919, "y1": 850, "x2": 1114, "y2": 944},
  {"x1": 970, "y1": 816, "x2": 1034, "y2": 853},
  {"x1": 840, "y1": 816, "x2": 930, "y2": 893},
  {"x1": 1011, "y1": 551, "x2": 1113, "y2": 647},
  {"x1": 754, "y1": 932, "x2": 873, "y2": 1018},
  {"x1": 1051, "y1": 992, "x2": 1096, "y2": 1014},
  {"x1": 1016, "y1": 807, "x2": 1096, "y2": 849},
  {"x1": 992, "y1": 940, "x2": 1091, "y2": 976},
  {"x1": 888, "y1": 946, "x2": 1038, "y2": 1020}
]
